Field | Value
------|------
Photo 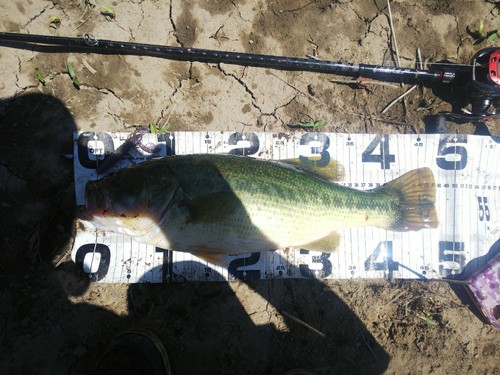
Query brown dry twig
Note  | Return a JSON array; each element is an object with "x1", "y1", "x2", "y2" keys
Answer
[{"x1": 281, "y1": 310, "x2": 327, "y2": 338}]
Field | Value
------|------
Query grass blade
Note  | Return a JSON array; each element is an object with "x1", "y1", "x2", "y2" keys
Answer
[{"x1": 35, "y1": 67, "x2": 45, "y2": 85}]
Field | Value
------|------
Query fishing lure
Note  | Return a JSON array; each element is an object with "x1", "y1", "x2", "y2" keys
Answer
[{"x1": 96, "y1": 126, "x2": 159, "y2": 175}]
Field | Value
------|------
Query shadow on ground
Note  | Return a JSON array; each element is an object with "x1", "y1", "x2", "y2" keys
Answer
[
  {"x1": 0, "y1": 92, "x2": 76, "y2": 267},
  {"x1": 121, "y1": 260, "x2": 391, "y2": 375},
  {"x1": 0, "y1": 94, "x2": 389, "y2": 374}
]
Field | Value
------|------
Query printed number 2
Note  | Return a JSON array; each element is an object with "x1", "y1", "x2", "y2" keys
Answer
[
  {"x1": 362, "y1": 135, "x2": 395, "y2": 169},
  {"x1": 228, "y1": 253, "x2": 261, "y2": 280},
  {"x1": 478, "y1": 196, "x2": 491, "y2": 221}
]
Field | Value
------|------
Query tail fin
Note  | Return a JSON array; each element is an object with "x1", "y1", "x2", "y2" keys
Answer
[{"x1": 379, "y1": 168, "x2": 439, "y2": 231}]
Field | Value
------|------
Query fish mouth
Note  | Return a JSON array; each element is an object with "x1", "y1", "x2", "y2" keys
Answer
[
  {"x1": 84, "y1": 181, "x2": 110, "y2": 217},
  {"x1": 76, "y1": 205, "x2": 94, "y2": 221}
]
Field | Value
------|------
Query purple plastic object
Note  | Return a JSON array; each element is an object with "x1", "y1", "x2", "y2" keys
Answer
[{"x1": 465, "y1": 252, "x2": 500, "y2": 328}]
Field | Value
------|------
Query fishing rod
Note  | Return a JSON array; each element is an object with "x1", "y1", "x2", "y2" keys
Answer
[{"x1": 0, "y1": 31, "x2": 499, "y2": 121}]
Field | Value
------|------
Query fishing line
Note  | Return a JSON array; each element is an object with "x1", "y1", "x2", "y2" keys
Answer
[
  {"x1": 307, "y1": 54, "x2": 478, "y2": 69},
  {"x1": 85, "y1": 230, "x2": 99, "y2": 280}
]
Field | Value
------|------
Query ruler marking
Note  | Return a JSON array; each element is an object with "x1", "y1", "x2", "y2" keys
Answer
[
  {"x1": 453, "y1": 140, "x2": 457, "y2": 271},
  {"x1": 132, "y1": 240, "x2": 138, "y2": 283},
  {"x1": 473, "y1": 136, "x2": 480, "y2": 269},
  {"x1": 114, "y1": 235, "x2": 121, "y2": 283},
  {"x1": 429, "y1": 135, "x2": 437, "y2": 277},
  {"x1": 72, "y1": 132, "x2": 499, "y2": 283},
  {"x1": 347, "y1": 134, "x2": 353, "y2": 277}
]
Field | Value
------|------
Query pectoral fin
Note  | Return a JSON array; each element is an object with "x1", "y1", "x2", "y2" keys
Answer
[
  {"x1": 300, "y1": 231, "x2": 341, "y2": 253},
  {"x1": 181, "y1": 192, "x2": 244, "y2": 224}
]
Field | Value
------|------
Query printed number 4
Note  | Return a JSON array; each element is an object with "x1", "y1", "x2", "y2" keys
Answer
[
  {"x1": 478, "y1": 196, "x2": 491, "y2": 222},
  {"x1": 364, "y1": 241, "x2": 398, "y2": 277},
  {"x1": 362, "y1": 135, "x2": 395, "y2": 170}
]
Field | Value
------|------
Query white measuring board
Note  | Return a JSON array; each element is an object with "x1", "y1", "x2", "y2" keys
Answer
[{"x1": 71, "y1": 131, "x2": 500, "y2": 283}]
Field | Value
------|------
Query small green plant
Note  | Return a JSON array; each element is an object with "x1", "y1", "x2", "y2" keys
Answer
[
  {"x1": 66, "y1": 60, "x2": 81, "y2": 89},
  {"x1": 469, "y1": 20, "x2": 499, "y2": 44},
  {"x1": 35, "y1": 67, "x2": 45, "y2": 85},
  {"x1": 486, "y1": 30, "x2": 499, "y2": 42},
  {"x1": 421, "y1": 310, "x2": 435, "y2": 329},
  {"x1": 149, "y1": 122, "x2": 171, "y2": 134},
  {"x1": 48, "y1": 15, "x2": 61, "y2": 28},
  {"x1": 100, "y1": 6, "x2": 116, "y2": 19}
]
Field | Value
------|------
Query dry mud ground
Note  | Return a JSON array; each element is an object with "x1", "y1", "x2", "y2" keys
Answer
[{"x1": 0, "y1": 1, "x2": 499, "y2": 374}]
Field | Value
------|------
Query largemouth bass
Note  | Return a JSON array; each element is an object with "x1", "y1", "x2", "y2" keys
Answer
[{"x1": 84, "y1": 154, "x2": 438, "y2": 261}]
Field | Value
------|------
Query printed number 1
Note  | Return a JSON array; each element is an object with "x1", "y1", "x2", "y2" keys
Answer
[{"x1": 362, "y1": 135, "x2": 395, "y2": 169}]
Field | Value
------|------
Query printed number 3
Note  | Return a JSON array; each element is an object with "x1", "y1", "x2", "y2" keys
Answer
[{"x1": 478, "y1": 196, "x2": 491, "y2": 222}]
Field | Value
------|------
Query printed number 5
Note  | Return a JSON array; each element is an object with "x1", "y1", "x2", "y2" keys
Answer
[
  {"x1": 478, "y1": 196, "x2": 491, "y2": 222},
  {"x1": 436, "y1": 135, "x2": 468, "y2": 170}
]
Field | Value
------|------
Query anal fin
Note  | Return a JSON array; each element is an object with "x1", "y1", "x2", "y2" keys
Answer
[
  {"x1": 193, "y1": 251, "x2": 228, "y2": 266},
  {"x1": 300, "y1": 231, "x2": 341, "y2": 253}
]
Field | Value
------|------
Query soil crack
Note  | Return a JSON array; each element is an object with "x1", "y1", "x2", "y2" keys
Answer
[
  {"x1": 136, "y1": 6, "x2": 145, "y2": 31},
  {"x1": 81, "y1": 85, "x2": 124, "y2": 103},
  {"x1": 106, "y1": 110, "x2": 126, "y2": 128},
  {"x1": 0, "y1": 161, "x2": 27, "y2": 182},
  {"x1": 168, "y1": 0, "x2": 183, "y2": 47},
  {"x1": 228, "y1": 1, "x2": 253, "y2": 23},
  {"x1": 217, "y1": 64, "x2": 278, "y2": 117},
  {"x1": 271, "y1": 1, "x2": 315, "y2": 15},
  {"x1": 22, "y1": 5, "x2": 53, "y2": 29}
]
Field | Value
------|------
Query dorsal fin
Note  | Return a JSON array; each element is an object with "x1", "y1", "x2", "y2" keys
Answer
[{"x1": 279, "y1": 158, "x2": 344, "y2": 182}]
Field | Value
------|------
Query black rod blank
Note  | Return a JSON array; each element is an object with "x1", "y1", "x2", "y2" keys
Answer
[{"x1": 0, "y1": 32, "x2": 446, "y2": 85}]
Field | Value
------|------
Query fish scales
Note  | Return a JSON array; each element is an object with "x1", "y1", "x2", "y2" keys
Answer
[
  {"x1": 84, "y1": 154, "x2": 438, "y2": 258},
  {"x1": 168, "y1": 155, "x2": 396, "y2": 223},
  {"x1": 158, "y1": 155, "x2": 395, "y2": 248}
]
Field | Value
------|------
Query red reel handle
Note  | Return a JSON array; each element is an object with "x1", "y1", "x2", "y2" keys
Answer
[{"x1": 472, "y1": 47, "x2": 500, "y2": 87}]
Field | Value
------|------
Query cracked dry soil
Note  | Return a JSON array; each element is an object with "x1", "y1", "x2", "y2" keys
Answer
[{"x1": 0, "y1": 1, "x2": 499, "y2": 374}]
